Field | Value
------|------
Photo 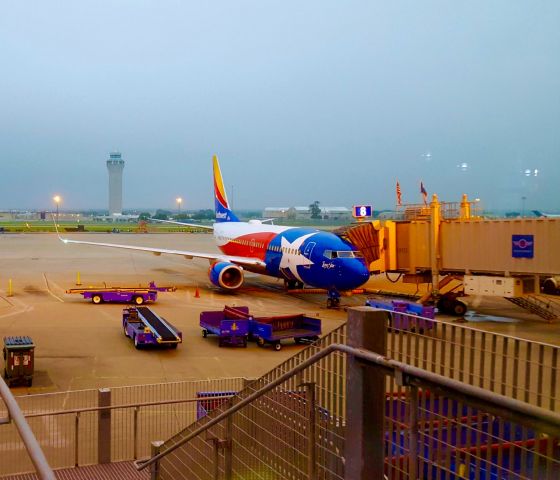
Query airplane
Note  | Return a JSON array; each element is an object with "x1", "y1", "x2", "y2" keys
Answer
[
  {"x1": 532, "y1": 210, "x2": 560, "y2": 218},
  {"x1": 58, "y1": 156, "x2": 371, "y2": 307}
]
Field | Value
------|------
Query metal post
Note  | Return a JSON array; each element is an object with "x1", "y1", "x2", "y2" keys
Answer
[
  {"x1": 212, "y1": 438, "x2": 220, "y2": 480},
  {"x1": 409, "y1": 385, "x2": 419, "y2": 480},
  {"x1": 344, "y1": 307, "x2": 387, "y2": 480},
  {"x1": 74, "y1": 412, "x2": 80, "y2": 466},
  {"x1": 305, "y1": 382, "x2": 317, "y2": 480},
  {"x1": 97, "y1": 388, "x2": 111, "y2": 464},
  {"x1": 150, "y1": 440, "x2": 164, "y2": 480},
  {"x1": 224, "y1": 399, "x2": 233, "y2": 480},
  {"x1": 133, "y1": 407, "x2": 139, "y2": 460},
  {"x1": 430, "y1": 194, "x2": 441, "y2": 295}
]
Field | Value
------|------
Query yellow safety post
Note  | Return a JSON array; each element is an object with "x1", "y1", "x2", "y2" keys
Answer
[
  {"x1": 76, "y1": 271, "x2": 82, "y2": 286},
  {"x1": 7, "y1": 278, "x2": 13, "y2": 297},
  {"x1": 430, "y1": 194, "x2": 441, "y2": 295},
  {"x1": 460, "y1": 193, "x2": 471, "y2": 219}
]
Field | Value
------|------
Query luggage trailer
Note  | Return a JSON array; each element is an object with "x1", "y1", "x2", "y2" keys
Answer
[{"x1": 123, "y1": 306, "x2": 182, "y2": 349}]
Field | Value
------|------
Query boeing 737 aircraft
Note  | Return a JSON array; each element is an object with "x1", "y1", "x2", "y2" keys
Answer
[{"x1": 59, "y1": 156, "x2": 370, "y2": 306}]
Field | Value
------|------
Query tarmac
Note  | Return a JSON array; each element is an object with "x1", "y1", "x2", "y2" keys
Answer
[{"x1": 1, "y1": 232, "x2": 559, "y2": 394}]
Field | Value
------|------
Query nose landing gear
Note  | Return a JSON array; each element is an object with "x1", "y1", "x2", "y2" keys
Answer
[{"x1": 326, "y1": 290, "x2": 341, "y2": 309}]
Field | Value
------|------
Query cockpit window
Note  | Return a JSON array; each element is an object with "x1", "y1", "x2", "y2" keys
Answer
[{"x1": 324, "y1": 250, "x2": 363, "y2": 259}]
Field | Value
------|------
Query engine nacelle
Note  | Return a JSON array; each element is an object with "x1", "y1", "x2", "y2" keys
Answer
[{"x1": 208, "y1": 262, "x2": 244, "y2": 290}]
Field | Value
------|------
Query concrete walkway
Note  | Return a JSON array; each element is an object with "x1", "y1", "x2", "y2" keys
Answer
[{"x1": 3, "y1": 462, "x2": 149, "y2": 479}]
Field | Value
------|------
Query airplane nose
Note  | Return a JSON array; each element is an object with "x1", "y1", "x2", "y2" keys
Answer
[
  {"x1": 357, "y1": 261, "x2": 370, "y2": 284},
  {"x1": 343, "y1": 260, "x2": 370, "y2": 289}
]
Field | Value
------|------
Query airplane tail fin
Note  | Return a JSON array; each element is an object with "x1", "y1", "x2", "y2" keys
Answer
[
  {"x1": 213, "y1": 155, "x2": 239, "y2": 223},
  {"x1": 532, "y1": 210, "x2": 545, "y2": 217}
]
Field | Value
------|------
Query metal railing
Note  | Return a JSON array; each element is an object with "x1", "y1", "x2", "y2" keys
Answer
[
  {"x1": 0, "y1": 377, "x2": 55, "y2": 479},
  {"x1": 232, "y1": 311, "x2": 560, "y2": 412},
  {"x1": 385, "y1": 313, "x2": 560, "y2": 410},
  {"x1": 2, "y1": 310, "x2": 560, "y2": 477},
  {"x1": 397, "y1": 200, "x2": 482, "y2": 221},
  {"x1": 0, "y1": 378, "x2": 246, "y2": 477},
  {"x1": 144, "y1": 309, "x2": 560, "y2": 479}
]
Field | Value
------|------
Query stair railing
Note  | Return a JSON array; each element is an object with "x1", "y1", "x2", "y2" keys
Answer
[
  {"x1": 0, "y1": 377, "x2": 55, "y2": 480},
  {"x1": 135, "y1": 337, "x2": 560, "y2": 479}
]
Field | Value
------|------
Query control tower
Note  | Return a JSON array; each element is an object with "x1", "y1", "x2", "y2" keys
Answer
[{"x1": 107, "y1": 152, "x2": 125, "y2": 216}]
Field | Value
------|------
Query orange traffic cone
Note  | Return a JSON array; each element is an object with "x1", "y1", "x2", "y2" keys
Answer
[{"x1": 194, "y1": 285, "x2": 200, "y2": 298}]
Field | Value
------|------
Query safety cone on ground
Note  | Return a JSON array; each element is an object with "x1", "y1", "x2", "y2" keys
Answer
[{"x1": 194, "y1": 285, "x2": 200, "y2": 298}]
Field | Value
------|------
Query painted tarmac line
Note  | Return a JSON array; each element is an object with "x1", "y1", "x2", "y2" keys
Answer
[
  {"x1": 0, "y1": 295, "x2": 33, "y2": 319},
  {"x1": 42, "y1": 273, "x2": 64, "y2": 303}
]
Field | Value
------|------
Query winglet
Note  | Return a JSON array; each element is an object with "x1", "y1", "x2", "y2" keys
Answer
[
  {"x1": 52, "y1": 214, "x2": 68, "y2": 243},
  {"x1": 213, "y1": 155, "x2": 239, "y2": 222}
]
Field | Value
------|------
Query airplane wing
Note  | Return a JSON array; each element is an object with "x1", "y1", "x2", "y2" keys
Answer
[
  {"x1": 148, "y1": 218, "x2": 214, "y2": 230},
  {"x1": 58, "y1": 236, "x2": 266, "y2": 268}
]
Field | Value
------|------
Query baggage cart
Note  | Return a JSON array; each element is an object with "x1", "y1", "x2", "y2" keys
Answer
[
  {"x1": 366, "y1": 298, "x2": 435, "y2": 332},
  {"x1": 251, "y1": 314, "x2": 321, "y2": 351},
  {"x1": 200, "y1": 307, "x2": 250, "y2": 347}
]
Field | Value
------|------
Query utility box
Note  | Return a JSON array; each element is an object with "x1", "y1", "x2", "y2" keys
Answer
[
  {"x1": 464, "y1": 276, "x2": 524, "y2": 298},
  {"x1": 3, "y1": 336, "x2": 35, "y2": 387}
]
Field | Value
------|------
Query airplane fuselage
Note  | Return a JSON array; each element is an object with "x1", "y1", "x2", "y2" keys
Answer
[{"x1": 214, "y1": 221, "x2": 370, "y2": 291}]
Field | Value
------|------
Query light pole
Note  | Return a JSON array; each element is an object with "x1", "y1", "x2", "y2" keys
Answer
[
  {"x1": 176, "y1": 197, "x2": 183, "y2": 215},
  {"x1": 521, "y1": 196, "x2": 527, "y2": 217},
  {"x1": 53, "y1": 195, "x2": 61, "y2": 224}
]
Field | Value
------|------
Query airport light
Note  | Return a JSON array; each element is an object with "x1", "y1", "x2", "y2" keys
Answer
[
  {"x1": 176, "y1": 197, "x2": 183, "y2": 214},
  {"x1": 53, "y1": 195, "x2": 61, "y2": 223}
]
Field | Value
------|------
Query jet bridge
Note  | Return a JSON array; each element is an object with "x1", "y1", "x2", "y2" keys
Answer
[{"x1": 338, "y1": 195, "x2": 560, "y2": 321}]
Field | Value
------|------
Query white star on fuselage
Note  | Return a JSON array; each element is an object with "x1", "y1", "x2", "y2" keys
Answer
[{"x1": 279, "y1": 233, "x2": 317, "y2": 282}]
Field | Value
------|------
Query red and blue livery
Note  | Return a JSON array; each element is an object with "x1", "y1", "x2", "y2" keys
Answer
[{"x1": 59, "y1": 156, "x2": 370, "y2": 306}]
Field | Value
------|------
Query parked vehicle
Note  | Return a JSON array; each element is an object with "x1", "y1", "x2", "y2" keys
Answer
[
  {"x1": 199, "y1": 305, "x2": 322, "y2": 351},
  {"x1": 200, "y1": 306, "x2": 250, "y2": 347},
  {"x1": 366, "y1": 298, "x2": 435, "y2": 332},
  {"x1": 66, "y1": 281, "x2": 176, "y2": 305},
  {"x1": 251, "y1": 314, "x2": 321, "y2": 351},
  {"x1": 122, "y1": 306, "x2": 182, "y2": 349}
]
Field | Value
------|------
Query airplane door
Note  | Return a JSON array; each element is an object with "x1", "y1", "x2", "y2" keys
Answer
[{"x1": 303, "y1": 242, "x2": 316, "y2": 269}]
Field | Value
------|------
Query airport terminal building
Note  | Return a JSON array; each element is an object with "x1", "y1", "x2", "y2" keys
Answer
[{"x1": 263, "y1": 206, "x2": 352, "y2": 220}]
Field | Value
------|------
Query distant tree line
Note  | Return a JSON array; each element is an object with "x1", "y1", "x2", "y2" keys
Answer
[{"x1": 144, "y1": 209, "x2": 215, "y2": 221}]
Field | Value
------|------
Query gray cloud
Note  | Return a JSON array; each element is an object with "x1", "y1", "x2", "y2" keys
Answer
[{"x1": 1, "y1": 1, "x2": 559, "y2": 212}]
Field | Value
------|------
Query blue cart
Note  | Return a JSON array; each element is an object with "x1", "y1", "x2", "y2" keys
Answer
[
  {"x1": 199, "y1": 306, "x2": 250, "y2": 347},
  {"x1": 366, "y1": 298, "x2": 435, "y2": 332},
  {"x1": 251, "y1": 314, "x2": 321, "y2": 351}
]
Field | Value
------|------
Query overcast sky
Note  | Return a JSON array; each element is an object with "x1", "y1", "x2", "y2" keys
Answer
[{"x1": 1, "y1": 1, "x2": 559, "y2": 212}]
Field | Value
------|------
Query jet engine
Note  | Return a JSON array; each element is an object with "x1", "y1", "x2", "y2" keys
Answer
[{"x1": 208, "y1": 262, "x2": 244, "y2": 290}]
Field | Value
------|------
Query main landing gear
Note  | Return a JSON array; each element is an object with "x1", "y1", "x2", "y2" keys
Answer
[{"x1": 284, "y1": 280, "x2": 305, "y2": 290}]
